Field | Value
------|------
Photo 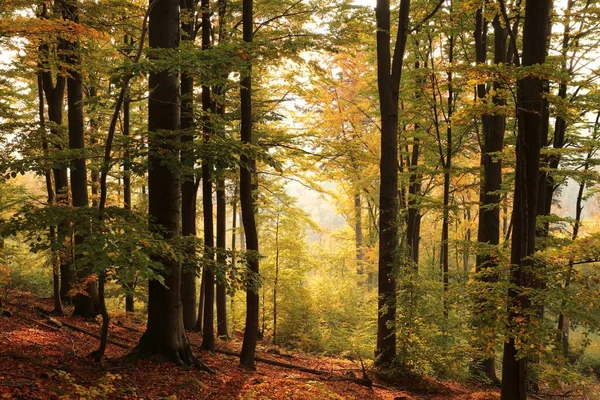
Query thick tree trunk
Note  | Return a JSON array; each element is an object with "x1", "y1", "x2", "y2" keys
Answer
[
  {"x1": 472, "y1": 12, "x2": 506, "y2": 383},
  {"x1": 239, "y1": 0, "x2": 260, "y2": 369},
  {"x1": 180, "y1": 0, "x2": 198, "y2": 330},
  {"x1": 501, "y1": 0, "x2": 551, "y2": 396},
  {"x1": 134, "y1": 0, "x2": 198, "y2": 365}
]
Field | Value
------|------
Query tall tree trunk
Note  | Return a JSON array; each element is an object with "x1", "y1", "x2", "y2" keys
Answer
[
  {"x1": 62, "y1": 0, "x2": 95, "y2": 319},
  {"x1": 39, "y1": 4, "x2": 71, "y2": 303},
  {"x1": 123, "y1": 82, "x2": 135, "y2": 313},
  {"x1": 272, "y1": 214, "x2": 280, "y2": 344},
  {"x1": 38, "y1": 71, "x2": 65, "y2": 316},
  {"x1": 134, "y1": 0, "x2": 198, "y2": 366},
  {"x1": 200, "y1": 0, "x2": 216, "y2": 351},
  {"x1": 354, "y1": 192, "x2": 364, "y2": 275},
  {"x1": 472, "y1": 11, "x2": 506, "y2": 383},
  {"x1": 230, "y1": 186, "x2": 238, "y2": 333},
  {"x1": 440, "y1": 34, "x2": 453, "y2": 320},
  {"x1": 374, "y1": 0, "x2": 410, "y2": 367},
  {"x1": 216, "y1": 179, "x2": 228, "y2": 338},
  {"x1": 180, "y1": 0, "x2": 198, "y2": 330},
  {"x1": 501, "y1": 0, "x2": 551, "y2": 396},
  {"x1": 239, "y1": 0, "x2": 260, "y2": 369},
  {"x1": 406, "y1": 137, "x2": 421, "y2": 271},
  {"x1": 557, "y1": 112, "x2": 599, "y2": 358}
]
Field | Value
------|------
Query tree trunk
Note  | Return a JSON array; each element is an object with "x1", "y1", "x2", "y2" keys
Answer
[
  {"x1": 134, "y1": 0, "x2": 197, "y2": 365},
  {"x1": 38, "y1": 6, "x2": 71, "y2": 303},
  {"x1": 472, "y1": 11, "x2": 506, "y2": 383},
  {"x1": 374, "y1": 0, "x2": 410, "y2": 367},
  {"x1": 272, "y1": 214, "x2": 280, "y2": 344},
  {"x1": 180, "y1": 0, "x2": 198, "y2": 330},
  {"x1": 216, "y1": 178, "x2": 228, "y2": 338},
  {"x1": 62, "y1": 0, "x2": 95, "y2": 319},
  {"x1": 501, "y1": 0, "x2": 551, "y2": 396},
  {"x1": 200, "y1": 0, "x2": 216, "y2": 351},
  {"x1": 239, "y1": 0, "x2": 260, "y2": 369},
  {"x1": 123, "y1": 80, "x2": 135, "y2": 313},
  {"x1": 354, "y1": 192, "x2": 364, "y2": 275},
  {"x1": 37, "y1": 71, "x2": 65, "y2": 316}
]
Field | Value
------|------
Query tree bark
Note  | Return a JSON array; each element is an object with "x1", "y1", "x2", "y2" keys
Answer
[
  {"x1": 39, "y1": 4, "x2": 71, "y2": 303},
  {"x1": 37, "y1": 71, "x2": 65, "y2": 317},
  {"x1": 62, "y1": 0, "x2": 96, "y2": 319},
  {"x1": 216, "y1": 178, "x2": 228, "y2": 338},
  {"x1": 133, "y1": 0, "x2": 198, "y2": 366},
  {"x1": 374, "y1": 0, "x2": 410, "y2": 367},
  {"x1": 180, "y1": 0, "x2": 198, "y2": 330},
  {"x1": 239, "y1": 0, "x2": 260, "y2": 369},
  {"x1": 200, "y1": 0, "x2": 216, "y2": 351},
  {"x1": 472, "y1": 11, "x2": 506, "y2": 383},
  {"x1": 501, "y1": 0, "x2": 551, "y2": 396}
]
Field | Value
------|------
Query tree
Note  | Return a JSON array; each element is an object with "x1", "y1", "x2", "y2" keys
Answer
[
  {"x1": 239, "y1": 0, "x2": 260, "y2": 369},
  {"x1": 375, "y1": 0, "x2": 410, "y2": 366},
  {"x1": 133, "y1": 0, "x2": 199, "y2": 366},
  {"x1": 181, "y1": 0, "x2": 199, "y2": 331},
  {"x1": 62, "y1": 0, "x2": 96, "y2": 319},
  {"x1": 472, "y1": 8, "x2": 507, "y2": 382},
  {"x1": 501, "y1": 0, "x2": 552, "y2": 396}
]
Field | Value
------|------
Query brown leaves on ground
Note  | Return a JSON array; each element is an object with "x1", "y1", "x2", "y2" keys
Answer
[{"x1": 0, "y1": 292, "x2": 500, "y2": 399}]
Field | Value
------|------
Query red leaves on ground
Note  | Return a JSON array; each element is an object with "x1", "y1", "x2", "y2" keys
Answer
[{"x1": 0, "y1": 292, "x2": 500, "y2": 399}]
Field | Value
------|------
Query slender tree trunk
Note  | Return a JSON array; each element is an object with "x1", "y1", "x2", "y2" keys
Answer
[
  {"x1": 501, "y1": 0, "x2": 551, "y2": 396},
  {"x1": 38, "y1": 72, "x2": 65, "y2": 316},
  {"x1": 230, "y1": 186, "x2": 238, "y2": 333},
  {"x1": 272, "y1": 214, "x2": 280, "y2": 343},
  {"x1": 180, "y1": 0, "x2": 198, "y2": 330},
  {"x1": 406, "y1": 137, "x2": 421, "y2": 271},
  {"x1": 122, "y1": 81, "x2": 135, "y2": 313},
  {"x1": 374, "y1": 0, "x2": 410, "y2": 367},
  {"x1": 216, "y1": 178, "x2": 228, "y2": 338},
  {"x1": 440, "y1": 32, "x2": 454, "y2": 320},
  {"x1": 200, "y1": 0, "x2": 216, "y2": 351},
  {"x1": 472, "y1": 11, "x2": 506, "y2": 383},
  {"x1": 62, "y1": 0, "x2": 95, "y2": 319},
  {"x1": 354, "y1": 192, "x2": 364, "y2": 275},
  {"x1": 239, "y1": 0, "x2": 260, "y2": 369}
]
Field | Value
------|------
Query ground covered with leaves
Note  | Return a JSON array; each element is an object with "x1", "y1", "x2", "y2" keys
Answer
[{"x1": 1, "y1": 291, "x2": 503, "y2": 399}]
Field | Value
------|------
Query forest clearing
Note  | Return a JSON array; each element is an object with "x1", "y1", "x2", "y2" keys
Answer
[{"x1": 3, "y1": 0, "x2": 600, "y2": 398}]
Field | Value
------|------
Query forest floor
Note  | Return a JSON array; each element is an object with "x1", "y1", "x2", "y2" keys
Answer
[{"x1": 0, "y1": 291, "x2": 515, "y2": 399}]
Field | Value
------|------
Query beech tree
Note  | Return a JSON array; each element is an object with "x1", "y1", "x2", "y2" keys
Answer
[
  {"x1": 239, "y1": 0, "x2": 260, "y2": 369},
  {"x1": 501, "y1": 0, "x2": 552, "y2": 396},
  {"x1": 133, "y1": 0, "x2": 199, "y2": 365},
  {"x1": 375, "y1": 0, "x2": 410, "y2": 366}
]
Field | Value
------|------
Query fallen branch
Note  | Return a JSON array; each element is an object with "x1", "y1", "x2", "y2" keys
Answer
[
  {"x1": 213, "y1": 348, "x2": 372, "y2": 387},
  {"x1": 33, "y1": 308, "x2": 131, "y2": 349}
]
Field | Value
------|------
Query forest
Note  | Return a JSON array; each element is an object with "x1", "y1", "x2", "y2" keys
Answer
[{"x1": 1, "y1": 0, "x2": 600, "y2": 398}]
